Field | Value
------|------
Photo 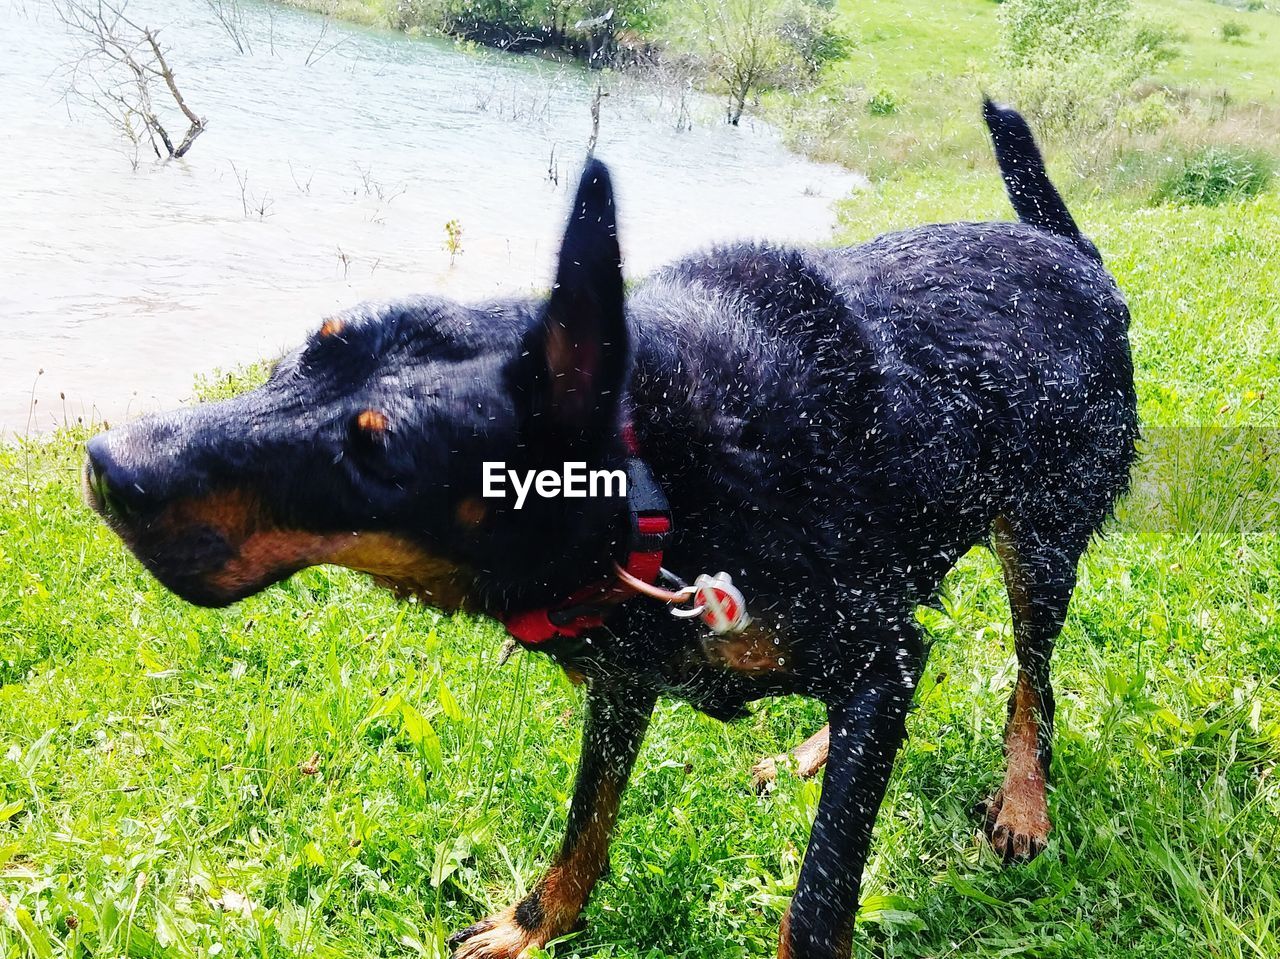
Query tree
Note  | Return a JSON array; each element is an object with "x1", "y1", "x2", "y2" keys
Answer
[
  {"x1": 205, "y1": 0, "x2": 252, "y2": 55},
  {"x1": 693, "y1": 0, "x2": 786, "y2": 125},
  {"x1": 679, "y1": 0, "x2": 846, "y2": 126},
  {"x1": 58, "y1": 0, "x2": 207, "y2": 164}
]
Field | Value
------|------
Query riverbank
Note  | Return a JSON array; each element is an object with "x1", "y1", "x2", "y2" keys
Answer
[
  {"x1": 280, "y1": 0, "x2": 1280, "y2": 196},
  {"x1": 274, "y1": 0, "x2": 659, "y2": 64}
]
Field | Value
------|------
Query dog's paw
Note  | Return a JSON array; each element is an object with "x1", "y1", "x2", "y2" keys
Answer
[
  {"x1": 750, "y1": 754, "x2": 780, "y2": 793},
  {"x1": 980, "y1": 787, "x2": 1051, "y2": 864},
  {"x1": 448, "y1": 907, "x2": 545, "y2": 959}
]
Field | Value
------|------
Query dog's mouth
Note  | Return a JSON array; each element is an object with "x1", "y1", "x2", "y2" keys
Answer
[
  {"x1": 84, "y1": 469, "x2": 284, "y2": 606},
  {"x1": 138, "y1": 527, "x2": 311, "y2": 608},
  {"x1": 84, "y1": 455, "x2": 119, "y2": 524},
  {"x1": 86, "y1": 458, "x2": 472, "y2": 610}
]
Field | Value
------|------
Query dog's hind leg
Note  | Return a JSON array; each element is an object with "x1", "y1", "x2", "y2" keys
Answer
[
  {"x1": 981, "y1": 515, "x2": 1084, "y2": 863},
  {"x1": 751, "y1": 724, "x2": 830, "y2": 793}
]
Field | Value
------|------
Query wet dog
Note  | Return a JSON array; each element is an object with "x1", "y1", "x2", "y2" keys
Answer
[{"x1": 85, "y1": 100, "x2": 1137, "y2": 958}]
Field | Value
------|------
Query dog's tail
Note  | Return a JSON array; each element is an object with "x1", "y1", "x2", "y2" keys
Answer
[{"x1": 983, "y1": 97, "x2": 1093, "y2": 253}]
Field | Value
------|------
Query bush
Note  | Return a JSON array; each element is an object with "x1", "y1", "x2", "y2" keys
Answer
[
  {"x1": 775, "y1": 0, "x2": 850, "y2": 71},
  {"x1": 1219, "y1": 20, "x2": 1248, "y2": 42},
  {"x1": 996, "y1": 0, "x2": 1180, "y2": 141},
  {"x1": 1154, "y1": 146, "x2": 1274, "y2": 205},
  {"x1": 387, "y1": 0, "x2": 666, "y2": 60},
  {"x1": 866, "y1": 87, "x2": 898, "y2": 116},
  {"x1": 672, "y1": 0, "x2": 850, "y2": 125},
  {"x1": 999, "y1": 0, "x2": 1132, "y2": 62},
  {"x1": 1115, "y1": 89, "x2": 1177, "y2": 133}
]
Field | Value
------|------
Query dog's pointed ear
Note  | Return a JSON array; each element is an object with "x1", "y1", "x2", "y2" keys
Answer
[{"x1": 526, "y1": 158, "x2": 628, "y2": 450}]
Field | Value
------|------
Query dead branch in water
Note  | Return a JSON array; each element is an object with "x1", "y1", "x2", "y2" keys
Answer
[
  {"x1": 205, "y1": 0, "x2": 252, "y2": 55},
  {"x1": 57, "y1": 0, "x2": 207, "y2": 162},
  {"x1": 304, "y1": 16, "x2": 350, "y2": 68},
  {"x1": 587, "y1": 82, "x2": 607, "y2": 155},
  {"x1": 229, "y1": 161, "x2": 273, "y2": 218}
]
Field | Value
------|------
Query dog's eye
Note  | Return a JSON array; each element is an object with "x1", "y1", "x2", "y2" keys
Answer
[
  {"x1": 346, "y1": 408, "x2": 412, "y2": 486},
  {"x1": 347, "y1": 409, "x2": 397, "y2": 472}
]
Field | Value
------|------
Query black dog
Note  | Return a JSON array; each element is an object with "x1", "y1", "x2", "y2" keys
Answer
[{"x1": 85, "y1": 100, "x2": 1136, "y2": 959}]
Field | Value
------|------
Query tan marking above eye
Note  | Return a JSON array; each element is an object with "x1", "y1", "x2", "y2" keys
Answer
[
  {"x1": 356, "y1": 409, "x2": 388, "y2": 433},
  {"x1": 319, "y1": 317, "x2": 345, "y2": 338},
  {"x1": 455, "y1": 497, "x2": 488, "y2": 528}
]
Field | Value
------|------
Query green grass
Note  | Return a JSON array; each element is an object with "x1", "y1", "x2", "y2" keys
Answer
[
  {"x1": 274, "y1": 0, "x2": 394, "y2": 29},
  {"x1": 827, "y1": 0, "x2": 1280, "y2": 101},
  {"x1": 1153, "y1": 144, "x2": 1275, "y2": 204},
  {"x1": 2, "y1": 187, "x2": 1279, "y2": 957}
]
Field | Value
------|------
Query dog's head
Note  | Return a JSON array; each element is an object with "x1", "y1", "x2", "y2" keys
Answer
[{"x1": 85, "y1": 161, "x2": 630, "y2": 612}]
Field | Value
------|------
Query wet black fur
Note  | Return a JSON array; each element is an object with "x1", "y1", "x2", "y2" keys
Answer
[{"x1": 88, "y1": 101, "x2": 1137, "y2": 958}]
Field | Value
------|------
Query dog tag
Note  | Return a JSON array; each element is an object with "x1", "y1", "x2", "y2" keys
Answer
[{"x1": 694, "y1": 572, "x2": 751, "y2": 634}]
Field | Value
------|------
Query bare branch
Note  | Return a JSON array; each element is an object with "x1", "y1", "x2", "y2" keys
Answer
[
  {"x1": 587, "y1": 83, "x2": 607, "y2": 155},
  {"x1": 304, "y1": 16, "x2": 351, "y2": 68},
  {"x1": 204, "y1": 0, "x2": 251, "y2": 55},
  {"x1": 55, "y1": 0, "x2": 207, "y2": 161}
]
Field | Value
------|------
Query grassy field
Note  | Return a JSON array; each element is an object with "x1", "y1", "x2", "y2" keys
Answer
[
  {"x1": 828, "y1": 0, "x2": 1280, "y2": 101},
  {"x1": 3, "y1": 1, "x2": 1280, "y2": 957},
  {"x1": 777, "y1": 0, "x2": 1280, "y2": 181},
  {"x1": 2, "y1": 195, "x2": 1277, "y2": 958}
]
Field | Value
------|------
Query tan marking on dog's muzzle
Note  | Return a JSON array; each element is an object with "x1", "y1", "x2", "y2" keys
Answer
[{"x1": 150, "y1": 491, "x2": 470, "y2": 610}]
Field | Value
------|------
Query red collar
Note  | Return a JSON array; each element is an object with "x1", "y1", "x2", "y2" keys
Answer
[{"x1": 499, "y1": 422, "x2": 672, "y2": 645}]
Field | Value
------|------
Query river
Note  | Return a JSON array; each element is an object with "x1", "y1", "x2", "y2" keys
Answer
[{"x1": 0, "y1": 0, "x2": 861, "y2": 433}]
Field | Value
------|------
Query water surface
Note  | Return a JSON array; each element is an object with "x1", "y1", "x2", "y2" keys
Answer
[{"x1": 0, "y1": 0, "x2": 860, "y2": 432}]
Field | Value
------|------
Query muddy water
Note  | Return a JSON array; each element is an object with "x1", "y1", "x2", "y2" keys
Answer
[{"x1": 0, "y1": 0, "x2": 860, "y2": 433}]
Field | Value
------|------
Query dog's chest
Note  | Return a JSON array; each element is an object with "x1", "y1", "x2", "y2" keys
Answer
[
  {"x1": 697, "y1": 620, "x2": 792, "y2": 675},
  {"x1": 669, "y1": 621, "x2": 808, "y2": 718}
]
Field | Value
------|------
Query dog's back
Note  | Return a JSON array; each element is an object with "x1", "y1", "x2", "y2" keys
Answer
[{"x1": 627, "y1": 102, "x2": 1137, "y2": 604}]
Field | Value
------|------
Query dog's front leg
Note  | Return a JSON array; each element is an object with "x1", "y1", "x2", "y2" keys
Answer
[
  {"x1": 449, "y1": 678, "x2": 656, "y2": 959},
  {"x1": 780, "y1": 649, "x2": 920, "y2": 959}
]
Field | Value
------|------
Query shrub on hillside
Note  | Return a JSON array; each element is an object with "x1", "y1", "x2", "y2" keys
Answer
[
  {"x1": 867, "y1": 87, "x2": 898, "y2": 116},
  {"x1": 390, "y1": 0, "x2": 665, "y2": 62},
  {"x1": 1154, "y1": 145, "x2": 1274, "y2": 205},
  {"x1": 1116, "y1": 90, "x2": 1177, "y2": 133},
  {"x1": 774, "y1": 0, "x2": 851, "y2": 71},
  {"x1": 996, "y1": 0, "x2": 1180, "y2": 141},
  {"x1": 999, "y1": 0, "x2": 1131, "y2": 62},
  {"x1": 1219, "y1": 20, "x2": 1248, "y2": 42}
]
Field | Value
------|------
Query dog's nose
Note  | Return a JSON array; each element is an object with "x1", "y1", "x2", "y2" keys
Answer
[
  {"x1": 84, "y1": 433, "x2": 138, "y2": 522},
  {"x1": 84, "y1": 450, "x2": 107, "y2": 514}
]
